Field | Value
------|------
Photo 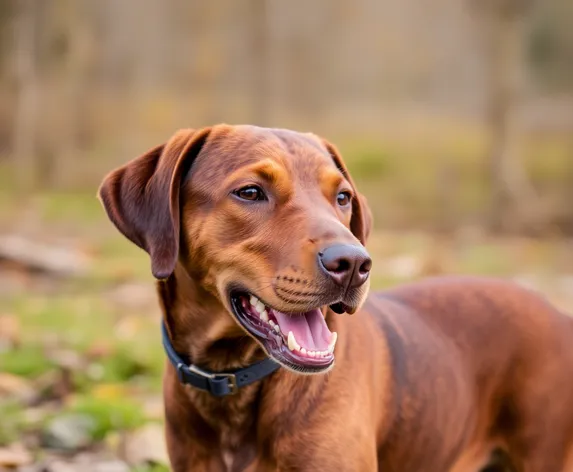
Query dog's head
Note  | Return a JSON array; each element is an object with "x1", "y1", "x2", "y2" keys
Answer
[{"x1": 99, "y1": 125, "x2": 372, "y2": 373}]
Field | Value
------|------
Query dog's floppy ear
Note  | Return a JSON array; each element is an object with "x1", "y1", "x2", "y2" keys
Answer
[
  {"x1": 98, "y1": 128, "x2": 211, "y2": 279},
  {"x1": 321, "y1": 139, "x2": 372, "y2": 244}
]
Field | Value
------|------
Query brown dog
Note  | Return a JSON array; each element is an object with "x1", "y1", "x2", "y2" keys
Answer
[{"x1": 99, "y1": 125, "x2": 573, "y2": 471}]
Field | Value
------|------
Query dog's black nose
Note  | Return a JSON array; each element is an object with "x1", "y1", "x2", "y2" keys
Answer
[{"x1": 319, "y1": 244, "x2": 372, "y2": 288}]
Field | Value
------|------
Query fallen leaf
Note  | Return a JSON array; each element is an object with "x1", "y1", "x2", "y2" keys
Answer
[
  {"x1": 114, "y1": 316, "x2": 142, "y2": 341},
  {"x1": 0, "y1": 444, "x2": 32, "y2": 468},
  {"x1": 86, "y1": 341, "x2": 115, "y2": 360},
  {"x1": 0, "y1": 373, "x2": 34, "y2": 401},
  {"x1": 0, "y1": 314, "x2": 20, "y2": 351},
  {"x1": 91, "y1": 383, "x2": 130, "y2": 401}
]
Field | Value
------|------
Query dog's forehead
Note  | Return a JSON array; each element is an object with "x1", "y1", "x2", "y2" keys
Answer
[{"x1": 191, "y1": 125, "x2": 337, "y2": 182}]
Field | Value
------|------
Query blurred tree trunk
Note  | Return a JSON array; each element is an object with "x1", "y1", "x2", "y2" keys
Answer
[
  {"x1": 54, "y1": 0, "x2": 91, "y2": 187},
  {"x1": 12, "y1": 0, "x2": 38, "y2": 190},
  {"x1": 36, "y1": 0, "x2": 92, "y2": 188},
  {"x1": 475, "y1": 0, "x2": 541, "y2": 233},
  {"x1": 249, "y1": 0, "x2": 269, "y2": 126},
  {"x1": 567, "y1": 139, "x2": 573, "y2": 233}
]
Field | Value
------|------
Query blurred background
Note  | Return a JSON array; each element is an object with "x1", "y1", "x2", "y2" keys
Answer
[{"x1": 0, "y1": 0, "x2": 572, "y2": 470}]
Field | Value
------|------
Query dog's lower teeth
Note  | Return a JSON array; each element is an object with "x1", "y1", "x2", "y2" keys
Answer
[{"x1": 287, "y1": 331, "x2": 300, "y2": 352}]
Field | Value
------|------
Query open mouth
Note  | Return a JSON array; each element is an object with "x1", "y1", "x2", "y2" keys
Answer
[{"x1": 230, "y1": 291, "x2": 337, "y2": 372}]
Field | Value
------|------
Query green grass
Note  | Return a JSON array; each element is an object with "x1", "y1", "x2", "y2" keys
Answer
[
  {"x1": 0, "y1": 401, "x2": 27, "y2": 445},
  {"x1": 132, "y1": 465, "x2": 170, "y2": 472},
  {"x1": 1, "y1": 345, "x2": 57, "y2": 377},
  {"x1": 63, "y1": 395, "x2": 148, "y2": 441}
]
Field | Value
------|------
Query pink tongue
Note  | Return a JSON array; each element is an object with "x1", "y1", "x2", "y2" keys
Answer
[{"x1": 272, "y1": 309, "x2": 332, "y2": 350}]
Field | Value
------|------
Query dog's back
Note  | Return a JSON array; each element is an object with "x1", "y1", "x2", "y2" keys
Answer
[{"x1": 365, "y1": 276, "x2": 573, "y2": 470}]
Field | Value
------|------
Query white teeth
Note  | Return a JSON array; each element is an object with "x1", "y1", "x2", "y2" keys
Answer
[
  {"x1": 300, "y1": 348, "x2": 307, "y2": 355},
  {"x1": 308, "y1": 350, "x2": 316, "y2": 357},
  {"x1": 287, "y1": 331, "x2": 302, "y2": 352},
  {"x1": 287, "y1": 331, "x2": 297, "y2": 351},
  {"x1": 249, "y1": 295, "x2": 259, "y2": 307},
  {"x1": 255, "y1": 301, "x2": 266, "y2": 314},
  {"x1": 269, "y1": 320, "x2": 280, "y2": 333},
  {"x1": 328, "y1": 332, "x2": 338, "y2": 353},
  {"x1": 260, "y1": 309, "x2": 269, "y2": 322}
]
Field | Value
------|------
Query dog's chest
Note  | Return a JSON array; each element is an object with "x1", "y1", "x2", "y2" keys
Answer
[
  {"x1": 191, "y1": 388, "x2": 260, "y2": 469},
  {"x1": 219, "y1": 443, "x2": 258, "y2": 472},
  {"x1": 222, "y1": 450, "x2": 233, "y2": 471}
]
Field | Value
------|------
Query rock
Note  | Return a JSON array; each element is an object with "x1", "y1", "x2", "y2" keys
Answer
[
  {"x1": 41, "y1": 414, "x2": 96, "y2": 451},
  {"x1": 122, "y1": 423, "x2": 168, "y2": 466},
  {"x1": 0, "y1": 444, "x2": 32, "y2": 468}
]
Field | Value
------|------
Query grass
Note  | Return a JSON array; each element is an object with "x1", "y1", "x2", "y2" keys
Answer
[{"x1": 62, "y1": 395, "x2": 148, "y2": 441}]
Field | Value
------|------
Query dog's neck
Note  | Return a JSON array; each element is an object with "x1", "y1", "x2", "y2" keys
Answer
[
  {"x1": 158, "y1": 264, "x2": 285, "y2": 454},
  {"x1": 157, "y1": 264, "x2": 266, "y2": 373}
]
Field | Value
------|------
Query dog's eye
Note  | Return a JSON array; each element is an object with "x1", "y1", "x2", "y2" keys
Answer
[
  {"x1": 336, "y1": 191, "x2": 352, "y2": 207},
  {"x1": 233, "y1": 185, "x2": 267, "y2": 202}
]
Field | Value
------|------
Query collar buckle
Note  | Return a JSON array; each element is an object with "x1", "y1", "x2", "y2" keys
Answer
[
  {"x1": 188, "y1": 364, "x2": 238, "y2": 395},
  {"x1": 215, "y1": 372, "x2": 238, "y2": 395}
]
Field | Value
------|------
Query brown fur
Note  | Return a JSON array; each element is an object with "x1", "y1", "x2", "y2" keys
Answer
[{"x1": 99, "y1": 124, "x2": 573, "y2": 471}]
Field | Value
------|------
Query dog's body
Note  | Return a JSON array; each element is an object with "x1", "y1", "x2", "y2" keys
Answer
[{"x1": 99, "y1": 125, "x2": 573, "y2": 471}]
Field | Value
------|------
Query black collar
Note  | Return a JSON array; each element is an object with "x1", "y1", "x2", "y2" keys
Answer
[{"x1": 161, "y1": 322, "x2": 281, "y2": 396}]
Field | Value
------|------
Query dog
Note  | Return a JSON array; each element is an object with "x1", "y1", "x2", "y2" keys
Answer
[{"x1": 99, "y1": 124, "x2": 573, "y2": 471}]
